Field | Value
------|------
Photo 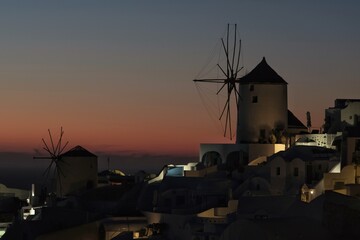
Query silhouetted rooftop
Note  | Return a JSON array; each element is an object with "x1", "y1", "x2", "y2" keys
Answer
[
  {"x1": 240, "y1": 57, "x2": 287, "y2": 84},
  {"x1": 288, "y1": 110, "x2": 307, "y2": 130},
  {"x1": 333, "y1": 99, "x2": 360, "y2": 109},
  {"x1": 60, "y1": 145, "x2": 97, "y2": 157}
]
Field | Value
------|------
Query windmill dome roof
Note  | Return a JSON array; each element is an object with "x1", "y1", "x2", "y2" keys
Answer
[
  {"x1": 240, "y1": 57, "x2": 287, "y2": 84},
  {"x1": 60, "y1": 145, "x2": 97, "y2": 157}
]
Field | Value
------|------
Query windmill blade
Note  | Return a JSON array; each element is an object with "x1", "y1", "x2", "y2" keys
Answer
[
  {"x1": 227, "y1": 96, "x2": 233, "y2": 139},
  {"x1": 58, "y1": 157, "x2": 70, "y2": 167},
  {"x1": 42, "y1": 138, "x2": 53, "y2": 156},
  {"x1": 221, "y1": 38, "x2": 232, "y2": 74},
  {"x1": 193, "y1": 24, "x2": 243, "y2": 141},
  {"x1": 43, "y1": 159, "x2": 54, "y2": 177},
  {"x1": 33, "y1": 156, "x2": 53, "y2": 159},
  {"x1": 59, "y1": 141, "x2": 69, "y2": 155},
  {"x1": 55, "y1": 156, "x2": 67, "y2": 196},
  {"x1": 219, "y1": 98, "x2": 230, "y2": 120},
  {"x1": 54, "y1": 165, "x2": 63, "y2": 196},
  {"x1": 235, "y1": 66, "x2": 244, "y2": 76},
  {"x1": 231, "y1": 24, "x2": 237, "y2": 76},
  {"x1": 235, "y1": 39, "x2": 242, "y2": 75},
  {"x1": 226, "y1": 23, "x2": 230, "y2": 75},
  {"x1": 216, "y1": 64, "x2": 228, "y2": 78},
  {"x1": 54, "y1": 127, "x2": 64, "y2": 156},
  {"x1": 42, "y1": 160, "x2": 56, "y2": 189},
  {"x1": 55, "y1": 161, "x2": 66, "y2": 177},
  {"x1": 193, "y1": 78, "x2": 227, "y2": 83},
  {"x1": 42, "y1": 147, "x2": 55, "y2": 158},
  {"x1": 233, "y1": 83, "x2": 242, "y2": 103},
  {"x1": 216, "y1": 82, "x2": 227, "y2": 95},
  {"x1": 48, "y1": 129, "x2": 56, "y2": 154},
  {"x1": 234, "y1": 85, "x2": 239, "y2": 108},
  {"x1": 223, "y1": 98, "x2": 230, "y2": 137},
  {"x1": 35, "y1": 127, "x2": 70, "y2": 196}
]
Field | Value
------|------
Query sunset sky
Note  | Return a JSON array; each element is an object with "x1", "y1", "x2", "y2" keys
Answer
[{"x1": 0, "y1": 1, "x2": 359, "y2": 173}]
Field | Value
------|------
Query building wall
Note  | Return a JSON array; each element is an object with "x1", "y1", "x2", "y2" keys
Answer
[
  {"x1": 143, "y1": 212, "x2": 193, "y2": 240},
  {"x1": 270, "y1": 157, "x2": 287, "y2": 194},
  {"x1": 199, "y1": 143, "x2": 285, "y2": 166},
  {"x1": 0, "y1": 184, "x2": 29, "y2": 200},
  {"x1": 237, "y1": 83, "x2": 288, "y2": 143},
  {"x1": 324, "y1": 108, "x2": 341, "y2": 133},
  {"x1": 295, "y1": 133, "x2": 339, "y2": 149},
  {"x1": 325, "y1": 100, "x2": 360, "y2": 133},
  {"x1": 346, "y1": 137, "x2": 360, "y2": 165},
  {"x1": 324, "y1": 164, "x2": 360, "y2": 191},
  {"x1": 270, "y1": 156, "x2": 337, "y2": 195},
  {"x1": 248, "y1": 144, "x2": 285, "y2": 163},
  {"x1": 57, "y1": 156, "x2": 98, "y2": 196},
  {"x1": 289, "y1": 158, "x2": 306, "y2": 191},
  {"x1": 341, "y1": 101, "x2": 360, "y2": 126},
  {"x1": 270, "y1": 157, "x2": 306, "y2": 195}
]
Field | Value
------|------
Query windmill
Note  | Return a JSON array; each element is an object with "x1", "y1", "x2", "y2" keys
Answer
[
  {"x1": 194, "y1": 24, "x2": 243, "y2": 140},
  {"x1": 33, "y1": 127, "x2": 69, "y2": 197}
]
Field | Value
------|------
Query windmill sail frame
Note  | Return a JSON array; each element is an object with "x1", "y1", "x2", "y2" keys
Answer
[
  {"x1": 33, "y1": 127, "x2": 69, "y2": 197},
  {"x1": 194, "y1": 24, "x2": 243, "y2": 140}
]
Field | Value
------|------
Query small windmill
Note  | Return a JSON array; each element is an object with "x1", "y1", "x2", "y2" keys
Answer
[
  {"x1": 194, "y1": 24, "x2": 243, "y2": 140},
  {"x1": 34, "y1": 127, "x2": 69, "y2": 197}
]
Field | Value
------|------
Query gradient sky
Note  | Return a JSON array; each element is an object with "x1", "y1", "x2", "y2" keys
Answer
[{"x1": 0, "y1": 1, "x2": 359, "y2": 163}]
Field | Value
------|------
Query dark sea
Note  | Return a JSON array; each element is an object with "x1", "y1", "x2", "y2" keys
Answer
[{"x1": 0, "y1": 151, "x2": 197, "y2": 189}]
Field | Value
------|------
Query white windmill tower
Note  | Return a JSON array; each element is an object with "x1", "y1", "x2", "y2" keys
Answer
[
  {"x1": 34, "y1": 128, "x2": 98, "y2": 197},
  {"x1": 236, "y1": 57, "x2": 288, "y2": 144},
  {"x1": 194, "y1": 25, "x2": 290, "y2": 167}
]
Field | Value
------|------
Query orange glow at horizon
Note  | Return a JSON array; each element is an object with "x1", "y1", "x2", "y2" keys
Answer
[{"x1": 0, "y1": 1, "x2": 358, "y2": 161}]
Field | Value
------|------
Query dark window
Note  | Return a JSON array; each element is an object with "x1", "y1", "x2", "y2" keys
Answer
[
  {"x1": 250, "y1": 85, "x2": 254, "y2": 91},
  {"x1": 334, "y1": 181, "x2": 345, "y2": 189},
  {"x1": 318, "y1": 165, "x2": 322, "y2": 170},
  {"x1": 294, "y1": 167, "x2": 299, "y2": 177},
  {"x1": 276, "y1": 167, "x2": 281, "y2": 176},
  {"x1": 252, "y1": 96, "x2": 258, "y2": 103}
]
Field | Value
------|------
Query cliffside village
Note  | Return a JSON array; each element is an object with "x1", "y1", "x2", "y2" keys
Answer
[{"x1": 1, "y1": 58, "x2": 360, "y2": 240}]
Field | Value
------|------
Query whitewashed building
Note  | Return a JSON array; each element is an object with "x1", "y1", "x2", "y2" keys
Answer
[
  {"x1": 200, "y1": 58, "x2": 306, "y2": 172},
  {"x1": 57, "y1": 145, "x2": 98, "y2": 196}
]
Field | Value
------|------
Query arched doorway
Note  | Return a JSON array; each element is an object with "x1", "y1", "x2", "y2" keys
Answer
[{"x1": 202, "y1": 151, "x2": 222, "y2": 167}]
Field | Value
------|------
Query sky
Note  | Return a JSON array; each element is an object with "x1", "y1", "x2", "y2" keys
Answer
[{"x1": 0, "y1": 1, "x2": 359, "y2": 180}]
